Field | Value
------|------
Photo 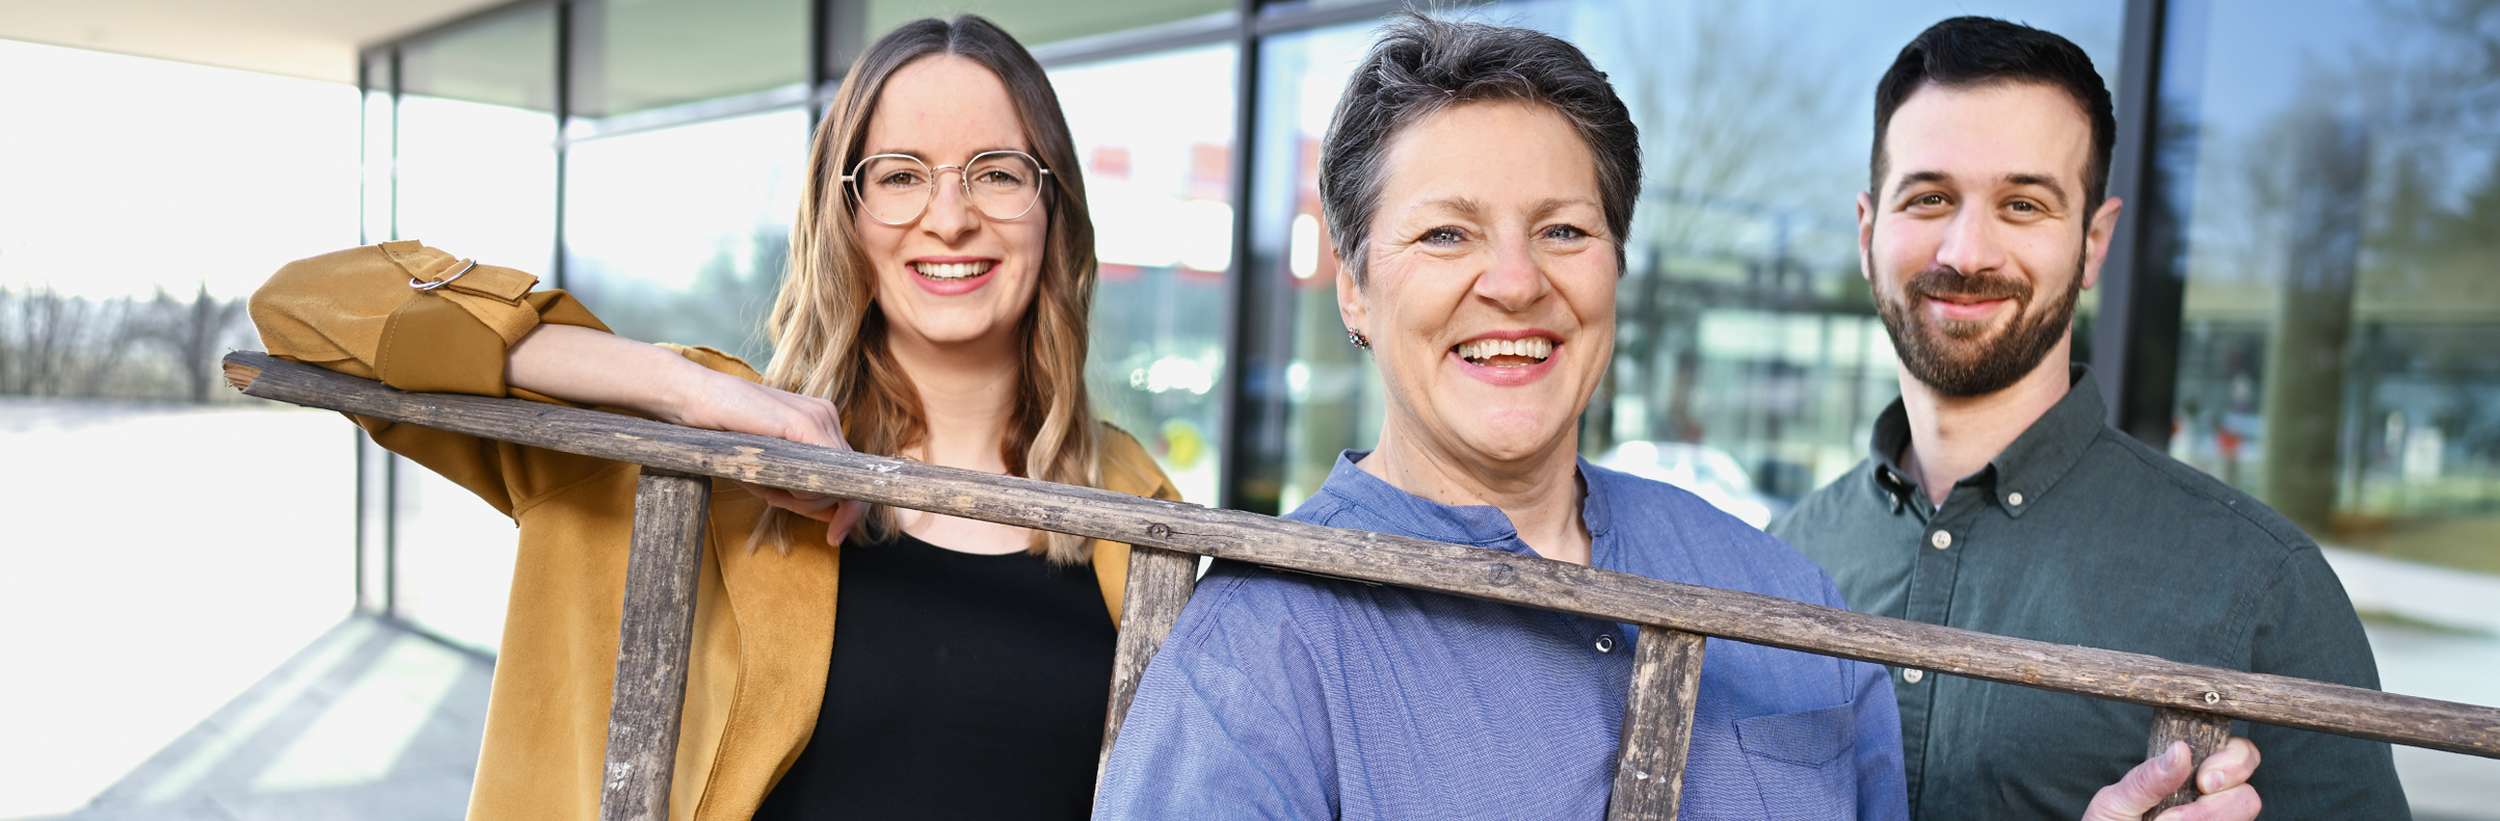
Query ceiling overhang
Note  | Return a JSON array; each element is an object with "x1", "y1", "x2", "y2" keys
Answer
[{"x1": 0, "y1": 0, "x2": 515, "y2": 84}]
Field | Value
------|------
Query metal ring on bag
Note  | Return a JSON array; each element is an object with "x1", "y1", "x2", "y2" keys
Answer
[{"x1": 410, "y1": 258, "x2": 478, "y2": 291}]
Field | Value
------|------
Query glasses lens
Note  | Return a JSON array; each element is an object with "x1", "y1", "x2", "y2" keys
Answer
[
  {"x1": 967, "y1": 152, "x2": 1044, "y2": 220},
  {"x1": 855, "y1": 156, "x2": 932, "y2": 224}
]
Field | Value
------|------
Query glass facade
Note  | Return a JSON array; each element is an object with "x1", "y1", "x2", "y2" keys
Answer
[
  {"x1": 1052, "y1": 45, "x2": 1240, "y2": 504},
  {"x1": 0, "y1": 38, "x2": 362, "y2": 815},
  {"x1": 562, "y1": 107, "x2": 809, "y2": 364},
  {"x1": 2152, "y1": 1, "x2": 2500, "y2": 804},
  {"x1": 1249, "y1": 1, "x2": 2118, "y2": 515},
  {"x1": 390, "y1": 3, "x2": 560, "y2": 651},
  {"x1": 350, "y1": 0, "x2": 2496, "y2": 806},
  {"x1": 359, "y1": 52, "x2": 397, "y2": 612},
  {"x1": 1246, "y1": 19, "x2": 1379, "y2": 511},
  {"x1": 567, "y1": 0, "x2": 810, "y2": 130},
  {"x1": 396, "y1": 4, "x2": 560, "y2": 275},
  {"x1": 860, "y1": 0, "x2": 1231, "y2": 51},
  {"x1": 2160, "y1": 0, "x2": 2500, "y2": 577}
]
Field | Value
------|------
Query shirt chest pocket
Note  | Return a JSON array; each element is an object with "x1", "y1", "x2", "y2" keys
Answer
[{"x1": 1734, "y1": 702, "x2": 1860, "y2": 819}]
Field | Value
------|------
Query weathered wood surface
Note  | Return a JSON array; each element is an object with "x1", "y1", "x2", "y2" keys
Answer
[
  {"x1": 597, "y1": 469, "x2": 711, "y2": 821},
  {"x1": 2145, "y1": 707, "x2": 2236, "y2": 818},
  {"x1": 1607, "y1": 627, "x2": 1709, "y2": 821},
  {"x1": 1097, "y1": 545, "x2": 1200, "y2": 781},
  {"x1": 223, "y1": 351, "x2": 2500, "y2": 758}
]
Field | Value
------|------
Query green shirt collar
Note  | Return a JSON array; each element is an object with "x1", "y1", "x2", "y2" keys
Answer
[{"x1": 1865, "y1": 365, "x2": 2107, "y2": 519}]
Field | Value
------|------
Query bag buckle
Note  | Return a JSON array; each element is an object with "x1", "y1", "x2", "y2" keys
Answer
[{"x1": 410, "y1": 258, "x2": 478, "y2": 292}]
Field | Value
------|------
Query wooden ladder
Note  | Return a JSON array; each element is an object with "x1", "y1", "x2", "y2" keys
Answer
[{"x1": 224, "y1": 352, "x2": 2500, "y2": 820}]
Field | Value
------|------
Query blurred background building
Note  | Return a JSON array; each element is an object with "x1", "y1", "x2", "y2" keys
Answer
[{"x1": 3, "y1": 0, "x2": 2495, "y2": 818}]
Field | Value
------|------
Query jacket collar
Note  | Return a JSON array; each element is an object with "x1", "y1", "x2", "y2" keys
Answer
[{"x1": 701, "y1": 483, "x2": 838, "y2": 820}]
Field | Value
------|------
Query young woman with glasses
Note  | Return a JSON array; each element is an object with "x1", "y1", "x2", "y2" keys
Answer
[{"x1": 248, "y1": 15, "x2": 1173, "y2": 820}]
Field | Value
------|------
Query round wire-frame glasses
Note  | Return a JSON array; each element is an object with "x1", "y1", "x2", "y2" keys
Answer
[{"x1": 842, "y1": 149, "x2": 1053, "y2": 226}]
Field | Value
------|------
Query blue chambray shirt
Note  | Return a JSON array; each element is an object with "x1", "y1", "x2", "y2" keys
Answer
[{"x1": 1095, "y1": 452, "x2": 1909, "y2": 820}]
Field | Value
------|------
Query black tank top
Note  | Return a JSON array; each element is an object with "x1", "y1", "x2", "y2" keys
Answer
[{"x1": 753, "y1": 532, "x2": 1116, "y2": 819}]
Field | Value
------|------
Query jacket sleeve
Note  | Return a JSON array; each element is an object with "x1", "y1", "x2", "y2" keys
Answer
[
  {"x1": 248, "y1": 240, "x2": 754, "y2": 517},
  {"x1": 2242, "y1": 547, "x2": 2413, "y2": 817}
]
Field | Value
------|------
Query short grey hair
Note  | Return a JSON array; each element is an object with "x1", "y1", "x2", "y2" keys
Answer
[{"x1": 1320, "y1": 14, "x2": 1642, "y2": 284}]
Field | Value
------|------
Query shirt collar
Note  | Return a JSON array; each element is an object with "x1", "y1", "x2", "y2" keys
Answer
[
  {"x1": 1865, "y1": 366, "x2": 2107, "y2": 517},
  {"x1": 1314, "y1": 450, "x2": 1613, "y2": 551},
  {"x1": 1866, "y1": 402, "x2": 1918, "y2": 511}
]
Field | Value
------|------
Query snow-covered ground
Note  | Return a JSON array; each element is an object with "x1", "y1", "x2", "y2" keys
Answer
[{"x1": 1, "y1": 399, "x2": 354, "y2": 817}]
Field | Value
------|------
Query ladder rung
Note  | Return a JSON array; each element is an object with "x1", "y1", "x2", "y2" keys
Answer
[
  {"x1": 1096, "y1": 544, "x2": 1200, "y2": 782},
  {"x1": 2144, "y1": 706, "x2": 2234, "y2": 818},
  {"x1": 598, "y1": 468, "x2": 712, "y2": 821},
  {"x1": 1608, "y1": 626, "x2": 1709, "y2": 820}
]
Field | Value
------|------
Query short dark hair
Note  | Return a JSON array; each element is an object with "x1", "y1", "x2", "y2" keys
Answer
[
  {"x1": 1870, "y1": 16, "x2": 2116, "y2": 206},
  {"x1": 1320, "y1": 14, "x2": 1642, "y2": 283}
]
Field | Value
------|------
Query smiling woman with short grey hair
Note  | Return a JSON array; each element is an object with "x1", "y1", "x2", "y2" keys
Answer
[
  {"x1": 1318, "y1": 17, "x2": 1643, "y2": 283},
  {"x1": 1096, "y1": 15, "x2": 1909, "y2": 819}
]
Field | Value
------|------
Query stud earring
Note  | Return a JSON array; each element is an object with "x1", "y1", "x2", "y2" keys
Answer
[{"x1": 1347, "y1": 328, "x2": 1371, "y2": 349}]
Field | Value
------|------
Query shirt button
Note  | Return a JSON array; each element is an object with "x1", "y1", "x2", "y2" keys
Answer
[
  {"x1": 1929, "y1": 530, "x2": 1953, "y2": 550},
  {"x1": 2007, "y1": 492, "x2": 2026, "y2": 507},
  {"x1": 1902, "y1": 668, "x2": 1926, "y2": 684},
  {"x1": 1594, "y1": 634, "x2": 1617, "y2": 654}
]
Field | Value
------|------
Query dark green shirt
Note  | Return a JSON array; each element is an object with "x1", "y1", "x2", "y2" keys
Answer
[{"x1": 1770, "y1": 368, "x2": 2409, "y2": 820}]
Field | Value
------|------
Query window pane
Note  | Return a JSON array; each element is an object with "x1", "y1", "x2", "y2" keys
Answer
[
  {"x1": 0, "y1": 39, "x2": 357, "y2": 813},
  {"x1": 855, "y1": 0, "x2": 1231, "y2": 56},
  {"x1": 391, "y1": 3, "x2": 558, "y2": 652},
  {"x1": 362, "y1": 52, "x2": 393, "y2": 245},
  {"x1": 398, "y1": 4, "x2": 558, "y2": 275},
  {"x1": 1252, "y1": 0, "x2": 2120, "y2": 515},
  {"x1": 569, "y1": 0, "x2": 808, "y2": 127},
  {"x1": 2155, "y1": 0, "x2": 2500, "y2": 810},
  {"x1": 562, "y1": 108, "x2": 809, "y2": 365},
  {"x1": 1053, "y1": 45, "x2": 1239, "y2": 505},
  {"x1": 360, "y1": 52, "x2": 394, "y2": 610}
]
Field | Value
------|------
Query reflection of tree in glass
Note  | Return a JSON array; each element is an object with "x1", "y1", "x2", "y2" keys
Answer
[
  {"x1": 130, "y1": 284, "x2": 252, "y2": 403},
  {"x1": 0, "y1": 285, "x2": 253, "y2": 401},
  {"x1": 1586, "y1": 2, "x2": 1851, "y2": 453},
  {"x1": 2174, "y1": 0, "x2": 2500, "y2": 531},
  {"x1": 0, "y1": 287, "x2": 122, "y2": 397}
]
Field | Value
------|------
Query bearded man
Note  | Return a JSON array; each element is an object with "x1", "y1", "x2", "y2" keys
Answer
[{"x1": 1769, "y1": 16, "x2": 2411, "y2": 820}]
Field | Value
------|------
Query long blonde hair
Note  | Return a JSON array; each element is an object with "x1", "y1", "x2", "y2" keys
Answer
[{"x1": 761, "y1": 15, "x2": 1102, "y2": 562}]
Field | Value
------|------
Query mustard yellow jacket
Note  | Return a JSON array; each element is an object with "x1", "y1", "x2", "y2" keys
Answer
[{"x1": 249, "y1": 240, "x2": 1180, "y2": 820}]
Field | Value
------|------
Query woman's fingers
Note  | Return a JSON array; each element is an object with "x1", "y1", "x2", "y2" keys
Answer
[
  {"x1": 779, "y1": 487, "x2": 840, "y2": 512},
  {"x1": 823, "y1": 500, "x2": 868, "y2": 546},
  {"x1": 702, "y1": 387, "x2": 867, "y2": 544},
  {"x1": 766, "y1": 392, "x2": 851, "y2": 451},
  {"x1": 744, "y1": 483, "x2": 843, "y2": 520},
  {"x1": 763, "y1": 485, "x2": 840, "y2": 514},
  {"x1": 742, "y1": 483, "x2": 869, "y2": 549}
]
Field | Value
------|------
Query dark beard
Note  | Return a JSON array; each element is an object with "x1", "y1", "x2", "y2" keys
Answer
[{"x1": 1874, "y1": 261, "x2": 2080, "y2": 398}]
